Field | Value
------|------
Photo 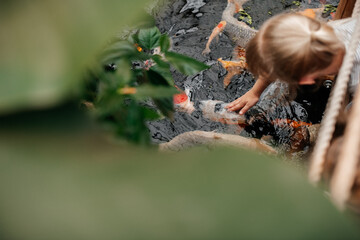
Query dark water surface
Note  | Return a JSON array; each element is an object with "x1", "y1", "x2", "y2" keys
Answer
[{"x1": 147, "y1": 0, "x2": 339, "y2": 155}]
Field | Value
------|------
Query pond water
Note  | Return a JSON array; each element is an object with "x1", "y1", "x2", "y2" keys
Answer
[{"x1": 147, "y1": 0, "x2": 339, "y2": 156}]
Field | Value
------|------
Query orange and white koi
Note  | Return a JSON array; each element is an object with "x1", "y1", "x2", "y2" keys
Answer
[
  {"x1": 173, "y1": 86, "x2": 195, "y2": 114},
  {"x1": 199, "y1": 100, "x2": 247, "y2": 125},
  {"x1": 202, "y1": 21, "x2": 227, "y2": 55}
]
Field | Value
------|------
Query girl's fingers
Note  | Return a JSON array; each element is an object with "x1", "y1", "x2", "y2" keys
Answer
[
  {"x1": 226, "y1": 98, "x2": 243, "y2": 109},
  {"x1": 239, "y1": 103, "x2": 252, "y2": 115},
  {"x1": 228, "y1": 101, "x2": 246, "y2": 112}
]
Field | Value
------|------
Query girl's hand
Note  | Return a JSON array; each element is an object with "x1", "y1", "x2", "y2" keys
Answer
[{"x1": 225, "y1": 90, "x2": 260, "y2": 115}]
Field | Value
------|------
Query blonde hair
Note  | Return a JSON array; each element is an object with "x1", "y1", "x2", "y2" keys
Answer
[{"x1": 246, "y1": 13, "x2": 345, "y2": 86}]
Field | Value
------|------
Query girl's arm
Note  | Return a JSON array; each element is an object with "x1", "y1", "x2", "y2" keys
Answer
[{"x1": 225, "y1": 75, "x2": 271, "y2": 115}]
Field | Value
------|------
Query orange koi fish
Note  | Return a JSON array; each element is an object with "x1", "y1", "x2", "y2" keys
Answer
[
  {"x1": 202, "y1": 21, "x2": 227, "y2": 55},
  {"x1": 218, "y1": 57, "x2": 247, "y2": 88},
  {"x1": 272, "y1": 119, "x2": 313, "y2": 128}
]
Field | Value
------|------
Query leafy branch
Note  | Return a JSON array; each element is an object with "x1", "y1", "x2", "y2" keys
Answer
[{"x1": 85, "y1": 26, "x2": 209, "y2": 145}]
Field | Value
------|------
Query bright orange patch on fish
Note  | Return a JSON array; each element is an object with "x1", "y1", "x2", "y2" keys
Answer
[
  {"x1": 273, "y1": 119, "x2": 312, "y2": 128},
  {"x1": 217, "y1": 22, "x2": 224, "y2": 28},
  {"x1": 173, "y1": 85, "x2": 188, "y2": 104},
  {"x1": 173, "y1": 93, "x2": 188, "y2": 104},
  {"x1": 235, "y1": 46, "x2": 246, "y2": 58}
]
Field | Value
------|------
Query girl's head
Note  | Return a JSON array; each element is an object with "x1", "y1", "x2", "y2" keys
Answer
[{"x1": 246, "y1": 13, "x2": 345, "y2": 86}]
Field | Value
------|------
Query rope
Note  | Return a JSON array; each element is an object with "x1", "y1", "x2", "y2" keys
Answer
[
  {"x1": 330, "y1": 78, "x2": 360, "y2": 210},
  {"x1": 309, "y1": 13, "x2": 360, "y2": 184},
  {"x1": 326, "y1": 0, "x2": 360, "y2": 210}
]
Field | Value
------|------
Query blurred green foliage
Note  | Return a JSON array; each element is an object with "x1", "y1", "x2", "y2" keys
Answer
[
  {"x1": 0, "y1": 134, "x2": 359, "y2": 239},
  {"x1": 0, "y1": 0, "x2": 152, "y2": 114},
  {"x1": 86, "y1": 26, "x2": 209, "y2": 145}
]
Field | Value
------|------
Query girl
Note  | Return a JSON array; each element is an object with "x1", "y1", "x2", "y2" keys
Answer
[{"x1": 225, "y1": 13, "x2": 359, "y2": 115}]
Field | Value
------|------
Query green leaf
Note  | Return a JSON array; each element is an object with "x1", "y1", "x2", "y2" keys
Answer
[
  {"x1": 114, "y1": 59, "x2": 133, "y2": 85},
  {"x1": 103, "y1": 41, "x2": 137, "y2": 56},
  {"x1": 159, "y1": 34, "x2": 171, "y2": 52},
  {"x1": 133, "y1": 85, "x2": 179, "y2": 100},
  {"x1": 150, "y1": 65, "x2": 174, "y2": 86},
  {"x1": 101, "y1": 41, "x2": 147, "y2": 64},
  {"x1": 138, "y1": 27, "x2": 161, "y2": 50},
  {"x1": 142, "y1": 106, "x2": 162, "y2": 121},
  {"x1": 147, "y1": 69, "x2": 171, "y2": 86},
  {"x1": 151, "y1": 55, "x2": 170, "y2": 69},
  {"x1": 150, "y1": 55, "x2": 173, "y2": 86},
  {"x1": 95, "y1": 88, "x2": 125, "y2": 116},
  {"x1": 122, "y1": 100, "x2": 150, "y2": 145},
  {"x1": 153, "y1": 97, "x2": 174, "y2": 120},
  {"x1": 0, "y1": 0, "x2": 151, "y2": 115},
  {"x1": 165, "y1": 51, "x2": 210, "y2": 75}
]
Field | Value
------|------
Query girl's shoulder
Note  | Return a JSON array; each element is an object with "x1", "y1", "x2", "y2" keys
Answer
[
  {"x1": 328, "y1": 17, "x2": 357, "y2": 30},
  {"x1": 328, "y1": 17, "x2": 357, "y2": 45}
]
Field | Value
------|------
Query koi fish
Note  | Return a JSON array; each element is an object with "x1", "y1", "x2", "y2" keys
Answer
[
  {"x1": 199, "y1": 99, "x2": 313, "y2": 129},
  {"x1": 218, "y1": 57, "x2": 247, "y2": 70},
  {"x1": 173, "y1": 86, "x2": 195, "y2": 114},
  {"x1": 218, "y1": 56, "x2": 247, "y2": 88},
  {"x1": 199, "y1": 100, "x2": 247, "y2": 125},
  {"x1": 271, "y1": 119, "x2": 313, "y2": 128},
  {"x1": 202, "y1": 21, "x2": 227, "y2": 55},
  {"x1": 202, "y1": 1, "x2": 252, "y2": 55}
]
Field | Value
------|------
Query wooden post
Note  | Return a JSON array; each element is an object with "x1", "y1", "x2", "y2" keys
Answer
[{"x1": 334, "y1": 0, "x2": 356, "y2": 20}]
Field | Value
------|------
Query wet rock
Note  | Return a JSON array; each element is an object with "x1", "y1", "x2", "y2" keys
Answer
[{"x1": 180, "y1": 0, "x2": 206, "y2": 14}]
